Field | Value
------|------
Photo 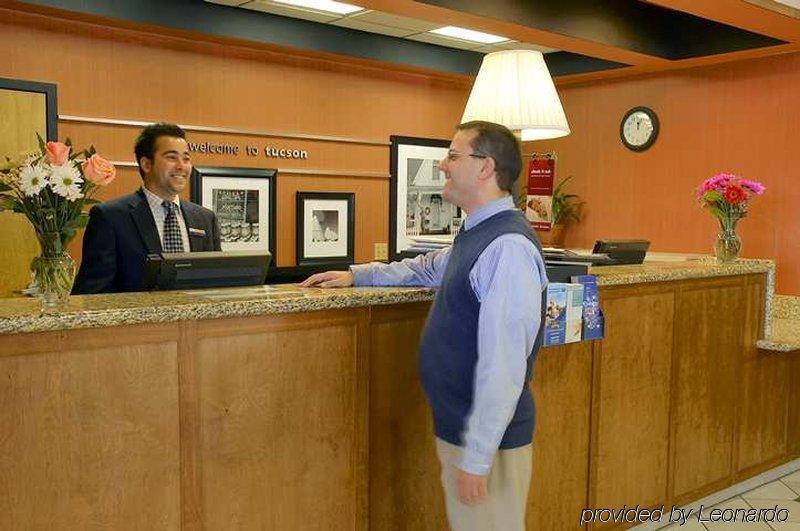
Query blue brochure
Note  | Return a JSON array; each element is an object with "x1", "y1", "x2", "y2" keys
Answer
[{"x1": 570, "y1": 275, "x2": 604, "y2": 340}]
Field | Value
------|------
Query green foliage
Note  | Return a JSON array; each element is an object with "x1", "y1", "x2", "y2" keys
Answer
[
  {"x1": 551, "y1": 176, "x2": 584, "y2": 225},
  {"x1": 0, "y1": 195, "x2": 24, "y2": 213},
  {"x1": 36, "y1": 132, "x2": 46, "y2": 153},
  {"x1": 1, "y1": 137, "x2": 115, "y2": 255}
]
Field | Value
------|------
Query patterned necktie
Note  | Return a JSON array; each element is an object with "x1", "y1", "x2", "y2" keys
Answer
[{"x1": 162, "y1": 200, "x2": 184, "y2": 253}]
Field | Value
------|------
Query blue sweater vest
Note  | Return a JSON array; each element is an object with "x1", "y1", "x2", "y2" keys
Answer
[{"x1": 418, "y1": 209, "x2": 545, "y2": 449}]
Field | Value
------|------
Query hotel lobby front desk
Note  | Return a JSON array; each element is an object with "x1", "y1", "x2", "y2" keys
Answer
[{"x1": 0, "y1": 259, "x2": 797, "y2": 530}]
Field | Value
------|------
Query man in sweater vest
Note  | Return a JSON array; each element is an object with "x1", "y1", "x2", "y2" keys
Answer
[{"x1": 301, "y1": 121, "x2": 547, "y2": 530}]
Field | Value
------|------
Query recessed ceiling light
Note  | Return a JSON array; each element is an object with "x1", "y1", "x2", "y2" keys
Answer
[
  {"x1": 429, "y1": 26, "x2": 508, "y2": 44},
  {"x1": 272, "y1": 0, "x2": 364, "y2": 15}
]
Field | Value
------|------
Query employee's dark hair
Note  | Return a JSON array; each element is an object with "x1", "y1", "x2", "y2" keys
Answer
[
  {"x1": 457, "y1": 120, "x2": 522, "y2": 193},
  {"x1": 134, "y1": 122, "x2": 187, "y2": 178}
]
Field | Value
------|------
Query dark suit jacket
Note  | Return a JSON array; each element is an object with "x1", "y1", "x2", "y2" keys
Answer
[{"x1": 73, "y1": 188, "x2": 221, "y2": 294}]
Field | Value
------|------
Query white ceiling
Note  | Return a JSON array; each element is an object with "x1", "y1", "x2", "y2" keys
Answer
[
  {"x1": 744, "y1": 0, "x2": 800, "y2": 18},
  {"x1": 205, "y1": 0, "x2": 558, "y2": 54}
]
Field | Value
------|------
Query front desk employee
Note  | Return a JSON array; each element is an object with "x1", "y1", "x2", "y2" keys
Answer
[
  {"x1": 302, "y1": 121, "x2": 547, "y2": 531},
  {"x1": 73, "y1": 123, "x2": 221, "y2": 294}
]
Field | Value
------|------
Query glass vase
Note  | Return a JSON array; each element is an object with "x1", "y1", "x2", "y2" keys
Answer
[
  {"x1": 32, "y1": 232, "x2": 76, "y2": 314},
  {"x1": 713, "y1": 226, "x2": 741, "y2": 263}
]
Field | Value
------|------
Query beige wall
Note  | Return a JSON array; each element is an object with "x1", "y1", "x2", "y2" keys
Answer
[{"x1": 0, "y1": 87, "x2": 47, "y2": 295}]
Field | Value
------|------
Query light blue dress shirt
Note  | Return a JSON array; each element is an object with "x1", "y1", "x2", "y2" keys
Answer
[{"x1": 351, "y1": 195, "x2": 547, "y2": 475}]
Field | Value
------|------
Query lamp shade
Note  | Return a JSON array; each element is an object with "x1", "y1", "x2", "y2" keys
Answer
[{"x1": 460, "y1": 50, "x2": 570, "y2": 141}]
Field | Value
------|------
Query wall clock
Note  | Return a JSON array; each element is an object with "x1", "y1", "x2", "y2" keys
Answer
[{"x1": 620, "y1": 106, "x2": 659, "y2": 151}]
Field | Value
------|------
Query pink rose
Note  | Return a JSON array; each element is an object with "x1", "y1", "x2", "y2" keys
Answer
[
  {"x1": 45, "y1": 141, "x2": 70, "y2": 166},
  {"x1": 81, "y1": 154, "x2": 116, "y2": 186}
]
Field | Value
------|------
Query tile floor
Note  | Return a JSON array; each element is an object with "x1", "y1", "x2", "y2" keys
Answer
[{"x1": 660, "y1": 469, "x2": 800, "y2": 530}]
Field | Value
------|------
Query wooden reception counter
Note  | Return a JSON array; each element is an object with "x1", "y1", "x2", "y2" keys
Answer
[{"x1": 0, "y1": 258, "x2": 797, "y2": 530}]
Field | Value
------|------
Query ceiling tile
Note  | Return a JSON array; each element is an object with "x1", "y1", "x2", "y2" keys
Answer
[
  {"x1": 242, "y1": 1, "x2": 339, "y2": 23},
  {"x1": 406, "y1": 32, "x2": 485, "y2": 51},
  {"x1": 473, "y1": 41, "x2": 558, "y2": 54},
  {"x1": 205, "y1": 0, "x2": 251, "y2": 5},
  {"x1": 211, "y1": 1, "x2": 555, "y2": 55},
  {"x1": 331, "y1": 18, "x2": 415, "y2": 37},
  {"x1": 744, "y1": 0, "x2": 800, "y2": 18},
  {"x1": 350, "y1": 11, "x2": 439, "y2": 32}
]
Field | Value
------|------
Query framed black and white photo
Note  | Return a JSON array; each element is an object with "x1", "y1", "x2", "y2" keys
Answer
[
  {"x1": 296, "y1": 192, "x2": 355, "y2": 266},
  {"x1": 389, "y1": 135, "x2": 461, "y2": 261},
  {"x1": 191, "y1": 166, "x2": 277, "y2": 259}
]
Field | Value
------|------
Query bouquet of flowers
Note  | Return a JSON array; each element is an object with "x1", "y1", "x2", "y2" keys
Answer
[
  {"x1": 0, "y1": 135, "x2": 116, "y2": 309},
  {"x1": 696, "y1": 172, "x2": 765, "y2": 261}
]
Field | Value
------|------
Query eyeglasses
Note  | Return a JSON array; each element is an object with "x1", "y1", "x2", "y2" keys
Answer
[{"x1": 445, "y1": 150, "x2": 488, "y2": 162}]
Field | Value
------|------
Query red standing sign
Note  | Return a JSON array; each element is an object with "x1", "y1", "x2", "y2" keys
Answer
[{"x1": 526, "y1": 153, "x2": 556, "y2": 231}]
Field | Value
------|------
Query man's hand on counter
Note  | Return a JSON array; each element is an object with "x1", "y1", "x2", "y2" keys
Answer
[{"x1": 300, "y1": 270, "x2": 354, "y2": 288}]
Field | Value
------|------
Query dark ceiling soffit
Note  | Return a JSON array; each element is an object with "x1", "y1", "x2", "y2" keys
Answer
[
  {"x1": 545, "y1": 52, "x2": 628, "y2": 76},
  {"x1": 18, "y1": 0, "x2": 483, "y2": 75},
  {"x1": 418, "y1": 0, "x2": 786, "y2": 60},
  {"x1": 17, "y1": 0, "x2": 629, "y2": 76}
]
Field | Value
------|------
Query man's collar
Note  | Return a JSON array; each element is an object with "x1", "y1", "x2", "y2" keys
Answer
[
  {"x1": 142, "y1": 186, "x2": 180, "y2": 207},
  {"x1": 463, "y1": 195, "x2": 515, "y2": 231}
]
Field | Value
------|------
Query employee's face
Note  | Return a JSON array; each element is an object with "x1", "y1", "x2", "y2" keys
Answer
[
  {"x1": 440, "y1": 129, "x2": 484, "y2": 209},
  {"x1": 141, "y1": 136, "x2": 192, "y2": 199}
]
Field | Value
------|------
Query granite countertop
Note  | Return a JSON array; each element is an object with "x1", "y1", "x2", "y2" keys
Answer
[
  {"x1": 756, "y1": 294, "x2": 800, "y2": 353},
  {"x1": 589, "y1": 257, "x2": 773, "y2": 287},
  {"x1": 0, "y1": 285, "x2": 436, "y2": 335},
  {"x1": 0, "y1": 257, "x2": 777, "y2": 335}
]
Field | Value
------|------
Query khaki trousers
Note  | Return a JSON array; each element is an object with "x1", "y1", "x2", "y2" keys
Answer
[{"x1": 435, "y1": 438, "x2": 532, "y2": 531}]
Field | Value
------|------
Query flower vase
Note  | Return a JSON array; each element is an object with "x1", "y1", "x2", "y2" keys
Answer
[
  {"x1": 32, "y1": 232, "x2": 76, "y2": 314},
  {"x1": 713, "y1": 225, "x2": 741, "y2": 263}
]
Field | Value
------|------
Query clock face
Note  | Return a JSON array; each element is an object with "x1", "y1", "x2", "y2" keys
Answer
[{"x1": 620, "y1": 107, "x2": 659, "y2": 151}]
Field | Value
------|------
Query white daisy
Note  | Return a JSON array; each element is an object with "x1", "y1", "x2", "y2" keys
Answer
[
  {"x1": 19, "y1": 163, "x2": 48, "y2": 196},
  {"x1": 49, "y1": 163, "x2": 83, "y2": 201}
]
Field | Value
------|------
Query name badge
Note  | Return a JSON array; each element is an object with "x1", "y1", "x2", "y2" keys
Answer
[{"x1": 189, "y1": 227, "x2": 206, "y2": 237}]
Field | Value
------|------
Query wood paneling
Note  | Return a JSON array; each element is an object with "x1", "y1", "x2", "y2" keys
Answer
[
  {"x1": 368, "y1": 302, "x2": 448, "y2": 530},
  {"x1": 0, "y1": 325, "x2": 181, "y2": 530},
  {"x1": 528, "y1": 341, "x2": 593, "y2": 531},
  {"x1": 530, "y1": 51, "x2": 800, "y2": 295},
  {"x1": 0, "y1": 272, "x2": 793, "y2": 529},
  {"x1": 736, "y1": 276, "x2": 788, "y2": 475},
  {"x1": 589, "y1": 285, "x2": 674, "y2": 529},
  {"x1": 192, "y1": 311, "x2": 367, "y2": 530},
  {"x1": 788, "y1": 352, "x2": 800, "y2": 458},
  {"x1": 737, "y1": 354, "x2": 789, "y2": 474},
  {"x1": 670, "y1": 278, "x2": 743, "y2": 502}
]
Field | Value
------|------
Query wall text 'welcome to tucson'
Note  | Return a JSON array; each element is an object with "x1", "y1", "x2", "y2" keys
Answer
[{"x1": 188, "y1": 141, "x2": 308, "y2": 160}]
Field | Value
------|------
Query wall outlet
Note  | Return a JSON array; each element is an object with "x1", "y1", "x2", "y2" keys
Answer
[{"x1": 374, "y1": 242, "x2": 388, "y2": 261}]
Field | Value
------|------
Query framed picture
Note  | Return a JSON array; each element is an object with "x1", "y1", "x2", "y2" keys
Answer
[
  {"x1": 389, "y1": 135, "x2": 461, "y2": 261},
  {"x1": 296, "y1": 192, "x2": 355, "y2": 266},
  {"x1": 191, "y1": 166, "x2": 277, "y2": 260}
]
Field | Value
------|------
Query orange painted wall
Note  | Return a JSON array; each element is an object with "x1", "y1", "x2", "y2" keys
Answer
[
  {"x1": 0, "y1": 9, "x2": 469, "y2": 267},
  {"x1": 2, "y1": 7, "x2": 798, "y2": 294},
  {"x1": 531, "y1": 53, "x2": 800, "y2": 294}
]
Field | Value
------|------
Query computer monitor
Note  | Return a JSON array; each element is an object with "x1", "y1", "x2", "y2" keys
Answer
[
  {"x1": 592, "y1": 239, "x2": 650, "y2": 265},
  {"x1": 143, "y1": 251, "x2": 272, "y2": 290}
]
